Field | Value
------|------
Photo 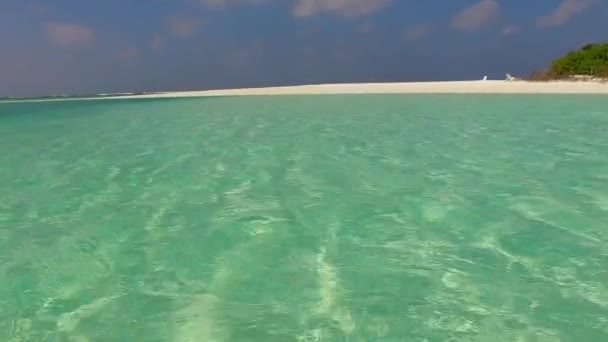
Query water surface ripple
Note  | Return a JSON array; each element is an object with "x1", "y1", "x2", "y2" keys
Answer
[{"x1": 1, "y1": 95, "x2": 607, "y2": 341}]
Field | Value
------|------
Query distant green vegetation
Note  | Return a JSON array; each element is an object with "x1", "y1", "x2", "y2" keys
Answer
[
  {"x1": 553, "y1": 43, "x2": 608, "y2": 76},
  {"x1": 529, "y1": 43, "x2": 608, "y2": 80}
]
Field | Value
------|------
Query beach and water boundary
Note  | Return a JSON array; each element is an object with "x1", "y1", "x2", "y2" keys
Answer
[
  {"x1": 114, "y1": 80, "x2": 608, "y2": 99},
  {"x1": 2, "y1": 80, "x2": 608, "y2": 103}
]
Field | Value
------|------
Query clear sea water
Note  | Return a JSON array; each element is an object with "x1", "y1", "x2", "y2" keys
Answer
[{"x1": 1, "y1": 95, "x2": 607, "y2": 341}]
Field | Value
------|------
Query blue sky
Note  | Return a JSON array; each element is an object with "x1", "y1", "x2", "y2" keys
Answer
[{"x1": 1, "y1": 0, "x2": 607, "y2": 96}]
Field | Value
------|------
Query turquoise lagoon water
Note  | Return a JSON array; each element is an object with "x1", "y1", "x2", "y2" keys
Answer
[{"x1": 1, "y1": 95, "x2": 607, "y2": 341}]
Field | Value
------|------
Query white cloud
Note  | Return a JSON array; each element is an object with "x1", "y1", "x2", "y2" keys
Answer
[
  {"x1": 293, "y1": 0, "x2": 392, "y2": 18},
  {"x1": 28, "y1": 3, "x2": 46, "y2": 13},
  {"x1": 226, "y1": 41, "x2": 265, "y2": 68},
  {"x1": 199, "y1": 0, "x2": 272, "y2": 7},
  {"x1": 451, "y1": 0, "x2": 500, "y2": 32},
  {"x1": 200, "y1": 0, "x2": 392, "y2": 18},
  {"x1": 151, "y1": 36, "x2": 164, "y2": 50},
  {"x1": 358, "y1": 22, "x2": 373, "y2": 33},
  {"x1": 45, "y1": 23, "x2": 95, "y2": 46},
  {"x1": 403, "y1": 25, "x2": 432, "y2": 41},
  {"x1": 501, "y1": 25, "x2": 521, "y2": 36},
  {"x1": 168, "y1": 16, "x2": 202, "y2": 38},
  {"x1": 115, "y1": 47, "x2": 138, "y2": 61},
  {"x1": 537, "y1": 0, "x2": 597, "y2": 28}
]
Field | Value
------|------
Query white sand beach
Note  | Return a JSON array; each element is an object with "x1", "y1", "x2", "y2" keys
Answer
[{"x1": 117, "y1": 80, "x2": 608, "y2": 99}]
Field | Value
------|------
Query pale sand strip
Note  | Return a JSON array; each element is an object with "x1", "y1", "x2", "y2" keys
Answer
[
  {"x1": 2, "y1": 81, "x2": 607, "y2": 104},
  {"x1": 115, "y1": 80, "x2": 608, "y2": 99}
]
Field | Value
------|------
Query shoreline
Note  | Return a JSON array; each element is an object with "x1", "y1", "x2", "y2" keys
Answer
[
  {"x1": 2, "y1": 80, "x2": 608, "y2": 103},
  {"x1": 100, "y1": 80, "x2": 608, "y2": 99}
]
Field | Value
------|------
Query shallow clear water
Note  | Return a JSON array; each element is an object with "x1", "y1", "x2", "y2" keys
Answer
[{"x1": 1, "y1": 95, "x2": 607, "y2": 341}]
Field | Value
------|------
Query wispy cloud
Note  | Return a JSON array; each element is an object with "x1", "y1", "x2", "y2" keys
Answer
[
  {"x1": 28, "y1": 3, "x2": 46, "y2": 14},
  {"x1": 293, "y1": 0, "x2": 392, "y2": 18},
  {"x1": 200, "y1": 0, "x2": 271, "y2": 7},
  {"x1": 403, "y1": 25, "x2": 432, "y2": 41},
  {"x1": 168, "y1": 16, "x2": 202, "y2": 38},
  {"x1": 114, "y1": 47, "x2": 138, "y2": 61},
  {"x1": 451, "y1": 0, "x2": 500, "y2": 32},
  {"x1": 358, "y1": 22, "x2": 373, "y2": 34},
  {"x1": 501, "y1": 25, "x2": 522, "y2": 36},
  {"x1": 226, "y1": 41, "x2": 265, "y2": 68},
  {"x1": 151, "y1": 36, "x2": 164, "y2": 50},
  {"x1": 537, "y1": 0, "x2": 597, "y2": 28},
  {"x1": 201, "y1": 0, "x2": 392, "y2": 17},
  {"x1": 45, "y1": 23, "x2": 95, "y2": 46}
]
